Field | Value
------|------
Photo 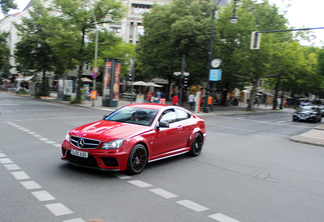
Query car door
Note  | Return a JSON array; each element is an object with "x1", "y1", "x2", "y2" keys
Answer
[
  {"x1": 151, "y1": 109, "x2": 181, "y2": 157},
  {"x1": 175, "y1": 108, "x2": 194, "y2": 148}
]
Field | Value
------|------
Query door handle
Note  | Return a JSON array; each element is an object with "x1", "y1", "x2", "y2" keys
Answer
[{"x1": 177, "y1": 125, "x2": 182, "y2": 130}]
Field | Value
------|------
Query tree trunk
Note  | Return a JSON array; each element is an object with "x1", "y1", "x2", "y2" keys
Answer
[
  {"x1": 246, "y1": 78, "x2": 259, "y2": 111},
  {"x1": 272, "y1": 73, "x2": 281, "y2": 110}
]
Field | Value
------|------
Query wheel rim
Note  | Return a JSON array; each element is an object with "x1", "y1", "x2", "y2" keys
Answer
[
  {"x1": 131, "y1": 147, "x2": 147, "y2": 172},
  {"x1": 193, "y1": 134, "x2": 203, "y2": 154}
]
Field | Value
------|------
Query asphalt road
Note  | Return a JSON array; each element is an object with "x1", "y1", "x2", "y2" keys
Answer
[{"x1": 1, "y1": 92, "x2": 324, "y2": 222}]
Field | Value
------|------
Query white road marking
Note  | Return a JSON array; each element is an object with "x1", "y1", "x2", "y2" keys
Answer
[
  {"x1": 20, "y1": 181, "x2": 42, "y2": 190},
  {"x1": 11, "y1": 171, "x2": 30, "y2": 180},
  {"x1": 45, "y1": 141, "x2": 56, "y2": 144},
  {"x1": 150, "y1": 188, "x2": 178, "y2": 199},
  {"x1": 176, "y1": 200, "x2": 209, "y2": 212},
  {"x1": 128, "y1": 180, "x2": 152, "y2": 188},
  {"x1": 0, "y1": 153, "x2": 7, "y2": 157},
  {"x1": 115, "y1": 173, "x2": 132, "y2": 179},
  {"x1": 33, "y1": 134, "x2": 42, "y2": 138},
  {"x1": 45, "y1": 203, "x2": 73, "y2": 216},
  {"x1": 31, "y1": 190, "x2": 56, "y2": 201},
  {"x1": 208, "y1": 213, "x2": 240, "y2": 222},
  {"x1": 63, "y1": 218, "x2": 86, "y2": 222},
  {"x1": 0, "y1": 158, "x2": 13, "y2": 164},
  {"x1": 4, "y1": 164, "x2": 21, "y2": 170}
]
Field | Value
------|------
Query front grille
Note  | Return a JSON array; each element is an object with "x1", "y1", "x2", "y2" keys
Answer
[
  {"x1": 66, "y1": 152, "x2": 99, "y2": 168},
  {"x1": 101, "y1": 157, "x2": 119, "y2": 167},
  {"x1": 70, "y1": 136, "x2": 101, "y2": 149}
]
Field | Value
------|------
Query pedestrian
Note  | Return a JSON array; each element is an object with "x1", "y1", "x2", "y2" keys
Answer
[
  {"x1": 156, "y1": 90, "x2": 161, "y2": 103},
  {"x1": 153, "y1": 92, "x2": 159, "y2": 103},
  {"x1": 208, "y1": 95, "x2": 213, "y2": 111},
  {"x1": 147, "y1": 92, "x2": 152, "y2": 103},
  {"x1": 188, "y1": 92, "x2": 195, "y2": 111},
  {"x1": 172, "y1": 94, "x2": 179, "y2": 105}
]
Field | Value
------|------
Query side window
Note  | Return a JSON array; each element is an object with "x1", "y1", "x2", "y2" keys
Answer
[
  {"x1": 159, "y1": 109, "x2": 178, "y2": 123},
  {"x1": 176, "y1": 109, "x2": 191, "y2": 121}
]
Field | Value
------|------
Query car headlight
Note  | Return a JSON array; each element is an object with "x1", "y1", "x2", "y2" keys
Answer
[
  {"x1": 101, "y1": 139, "x2": 125, "y2": 150},
  {"x1": 65, "y1": 131, "x2": 71, "y2": 142}
]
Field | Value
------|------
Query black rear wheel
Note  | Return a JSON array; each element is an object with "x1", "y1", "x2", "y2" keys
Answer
[
  {"x1": 127, "y1": 144, "x2": 148, "y2": 175},
  {"x1": 189, "y1": 133, "x2": 203, "y2": 156}
]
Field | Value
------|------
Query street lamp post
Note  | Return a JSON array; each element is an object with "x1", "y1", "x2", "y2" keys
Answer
[
  {"x1": 91, "y1": 7, "x2": 98, "y2": 107},
  {"x1": 203, "y1": 0, "x2": 238, "y2": 113},
  {"x1": 203, "y1": 0, "x2": 220, "y2": 113}
]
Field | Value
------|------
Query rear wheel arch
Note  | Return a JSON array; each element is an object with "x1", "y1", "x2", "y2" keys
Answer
[{"x1": 189, "y1": 132, "x2": 204, "y2": 156}]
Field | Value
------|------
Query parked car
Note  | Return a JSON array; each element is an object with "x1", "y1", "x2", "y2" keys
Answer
[
  {"x1": 318, "y1": 105, "x2": 324, "y2": 117},
  {"x1": 61, "y1": 103, "x2": 206, "y2": 174},
  {"x1": 292, "y1": 106, "x2": 322, "y2": 123}
]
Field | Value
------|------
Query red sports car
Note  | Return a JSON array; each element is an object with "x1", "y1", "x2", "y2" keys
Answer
[{"x1": 61, "y1": 103, "x2": 206, "y2": 174}]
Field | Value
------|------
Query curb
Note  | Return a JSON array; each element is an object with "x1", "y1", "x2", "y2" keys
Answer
[{"x1": 290, "y1": 126, "x2": 324, "y2": 147}]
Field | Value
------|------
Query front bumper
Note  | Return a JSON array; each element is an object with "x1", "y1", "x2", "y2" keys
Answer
[
  {"x1": 293, "y1": 114, "x2": 318, "y2": 122},
  {"x1": 61, "y1": 141, "x2": 129, "y2": 171}
]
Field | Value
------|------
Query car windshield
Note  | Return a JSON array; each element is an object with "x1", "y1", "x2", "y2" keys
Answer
[
  {"x1": 104, "y1": 107, "x2": 158, "y2": 126},
  {"x1": 297, "y1": 106, "x2": 317, "y2": 112}
]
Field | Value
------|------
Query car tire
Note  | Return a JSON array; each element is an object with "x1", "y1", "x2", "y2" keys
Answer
[
  {"x1": 127, "y1": 144, "x2": 148, "y2": 175},
  {"x1": 189, "y1": 133, "x2": 203, "y2": 156}
]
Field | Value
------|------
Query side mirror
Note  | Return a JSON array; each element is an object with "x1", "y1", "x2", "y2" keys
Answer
[{"x1": 156, "y1": 121, "x2": 169, "y2": 129}]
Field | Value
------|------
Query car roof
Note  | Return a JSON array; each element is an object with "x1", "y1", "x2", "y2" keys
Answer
[{"x1": 125, "y1": 103, "x2": 172, "y2": 110}]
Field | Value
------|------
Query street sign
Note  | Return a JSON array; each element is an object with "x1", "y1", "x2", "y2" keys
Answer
[
  {"x1": 92, "y1": 73, "x2": 97, "y2": 78},
  {"x1": 93, "y1": 66, "x2": 99, "y2": 73},
  {"x1": 209, "y1": 69, "x2": 222, "y2": 81}
]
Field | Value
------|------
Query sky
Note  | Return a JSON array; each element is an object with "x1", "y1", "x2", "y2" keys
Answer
[
  {"x1": 268, "y1": 0, "x2": 324, "y2": 46},
  {"x1": 4, "y1": 0, "x2": 324, "y2": 46}
]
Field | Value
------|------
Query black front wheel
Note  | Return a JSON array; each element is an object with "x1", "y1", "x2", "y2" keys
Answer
[
  {"x1": 189, "y1": 133, "x2": 203, "y2": 156},
  {"x1": 127, "y1": 144, "x2": 148, "y2": 175}
]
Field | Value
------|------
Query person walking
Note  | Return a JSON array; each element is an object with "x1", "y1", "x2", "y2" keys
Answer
[
  {"x1": 188, "y1": 92, "x2": 195, "y2": 111},
  {"x1": 172, "y1": 94, "x2": 179, "y2": 105}
]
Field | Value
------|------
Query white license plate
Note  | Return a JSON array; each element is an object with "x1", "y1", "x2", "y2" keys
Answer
[{"x1": 70, "y1": 149, "x2": 88, "y2": 158}]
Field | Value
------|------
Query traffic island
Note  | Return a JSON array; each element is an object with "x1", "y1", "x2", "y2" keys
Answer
[{"x1": 290, "y1": 124, "x2": 324, "y2": 147}]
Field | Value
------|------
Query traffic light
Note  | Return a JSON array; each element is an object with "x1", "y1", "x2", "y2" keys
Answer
[
  {"x1": 128, "y1": 73, "x2": 133, "y2": 81},
  {"x1": 183, "y1": 78, "x2": 188, "y2": 87}
]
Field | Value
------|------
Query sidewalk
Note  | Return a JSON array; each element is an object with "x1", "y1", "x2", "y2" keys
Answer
[{"x1": 44, "y1": 92, "x2": 322, "y2": 148}]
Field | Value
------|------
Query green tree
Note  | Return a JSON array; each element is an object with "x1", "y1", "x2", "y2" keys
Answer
[
  {"x1": 0, "y1": 0, "x2": 17, "y2": 15},
  {"x1": 314, "y1": 48, "x2": 324, "y2": 98},
  {"x1": 49, "y1": 0, "x2": 127, "y2": 103},
  {"x1": 86, "y1": 29, "x2": 135, "y2": 83},
  {"x1": 137, "y1": 0, "x2": 214, "y2": 97},
  {"x1": 14, "y1": 1, "x2": 58, "y2": 96},
  {"x1": 221, "y1": 0, "x2": 289, "y2": 110},
  {"x1": 0, "y1": 31, "x2": 11, "y2": 79}
]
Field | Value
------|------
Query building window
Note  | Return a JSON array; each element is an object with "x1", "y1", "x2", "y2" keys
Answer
[
  {"x1": 137, "y1": 26, "x2": 144, "y2": 37},
  {"x1": 131, "y1": 4, "x2": 152, "y2": 14},
  {"x1": 110, "y1": 27, "x2": 121, "y2": 34}
]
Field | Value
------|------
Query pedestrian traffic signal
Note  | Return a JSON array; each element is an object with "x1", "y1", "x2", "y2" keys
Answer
[{"x1": 128, "y1": 74, "x2": 133, "y2": 81}]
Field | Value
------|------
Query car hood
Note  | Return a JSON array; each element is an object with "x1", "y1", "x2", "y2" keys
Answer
[
  {"x1": 295, "y1": 110, "x2": 315, "y2": 115},
  {"x1": 70, "y1": 120, "x2": 151, "y2": 141}
]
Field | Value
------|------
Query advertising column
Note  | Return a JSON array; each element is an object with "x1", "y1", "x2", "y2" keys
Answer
[{"x1": 103, "y1": 58, "x2": 121, "y2": 107}]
